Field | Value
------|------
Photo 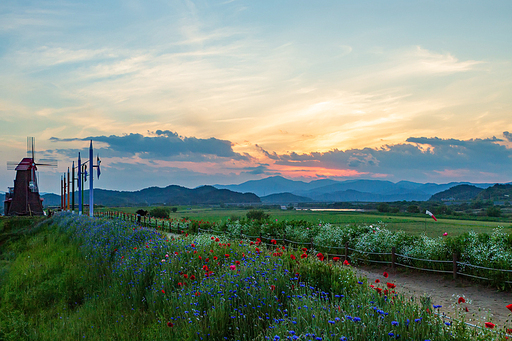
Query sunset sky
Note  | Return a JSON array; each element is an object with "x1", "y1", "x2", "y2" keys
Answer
[{"x1": 1, "y1": 0, "x2": 512, "y2": 193}]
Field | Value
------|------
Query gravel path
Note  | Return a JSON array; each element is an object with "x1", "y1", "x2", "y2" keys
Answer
[{"x1": 352, "y1": 265, "x2": 512, "y2": 329}]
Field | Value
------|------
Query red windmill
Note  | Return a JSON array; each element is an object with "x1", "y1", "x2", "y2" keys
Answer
[{"x1": 4, "y1": 137, "x2": 57, "y2": 216}]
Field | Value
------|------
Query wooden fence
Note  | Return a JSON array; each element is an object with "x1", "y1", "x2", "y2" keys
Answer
[{"x1": 95, "y1": 211, "x2": 512, "y2": 287}]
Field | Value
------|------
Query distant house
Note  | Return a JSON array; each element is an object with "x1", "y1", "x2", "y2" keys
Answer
[{"x1": 280, "y1": 205, "x2": 287, "y2": 210}]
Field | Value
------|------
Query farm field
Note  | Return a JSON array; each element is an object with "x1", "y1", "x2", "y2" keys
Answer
[{"x1": 98, "y1": 206, "x2": 512, "y2": 237}]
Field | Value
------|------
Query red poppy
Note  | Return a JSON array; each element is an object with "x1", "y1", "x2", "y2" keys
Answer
[
  {"x1": 205, "y1": 257, "x2": 209, "y2": 262},
  {"x1": 317, "y1": 253, "x2": 324, "y2": 261},
  {"x1": 134, "y1": 247, "x2": 137, "y2": 250},
  {"x1": 507, "y1": 304, "x2": 512, "y2": 312},
  {"x1": 114, "y1": 248, "x2": 117, "y2": 252},
  {"x1": 343, "y1": 260, "x2": 350, "y2": 266},
  {"x1": 271, "y1": 239, "x2": 277, "y2": 245},
  {"x1": 191, "y1": 244, "x2": 195, "y2": 247},
  {"x1": 174, "y1": 251, "x2": 178, "y2": 255},
  {"x1": 270, "y1": 285, "x2": 276, "y2": 291},
  {"x1": 376, "y1": 287, "x2": 382, "y2": 294},
  {"x1": 215, "y1": 238, "x2": 220, "y2": 242},
  {"x1": 386, "y1": 282, "x2": 396, "y2": 289},
  {"x1": 161, "y1": 290, "x2": 165, "y2": 293},
  {"x1": 301, "y1": 253, "x2": 307, "y2": 259},
  {"x1": 465, "y1": 307, "x2": 469, "y2": 312},
  {"x1": 167, "y1": 322, "x2": 174, "y2": 327},
  {"x1": 375, "y1": 279, "x2": 380, "y2": 283},
  {"x1": 225, "y1": 254, "x2": 230, "y2": 258},
  {"x1": 213, "y1": 256, "x2": 218, "y2": 260},
  {"x1": 178, "y1": 282, "x2": 183, "y2": 287},
  {"x1": 383, "y1": 272, "x2": 389, "y2": 278},
  {"x1": 370, "y1": 284, "x2": 375, "y2": 288},
  {"x1": 195, "y1": 292, "x2": 200, "y2": 296},
  {"x1": 484, "y1": 322, "x2": 495, "y2": 329},
  {"x1": 183, "y1": 274, "x2": 188, "y2": 278},
  {"x1": 332, "y1": 257, "x2": 340, "y2": 261},
  {"x1": 227, "y1": 243, "x2": 231, "y2": 247},
  {"x1": 255, "y1": 248, "x2": 260, "y2": 253},
  {"x1": 203, "y1": 265, "x2": 209, "y2": 271},
  {"x1": 250, "y1": 241, "x2": 254, "y2": 245},
  {"x1": 190, "y1": 275, "x2": 196, "y2": 280},
  {"x1": 121, "y1": 256, "x2": 124, "y2": 259},
  {"x1": 235, "y1": 260, "x2": 240, "y2": 265},
  {"x1": 290, "y1": 254, "x2": 296, "y2": 260},
  {"x1": 458, "y1": 297, "x2": 466, "y2": 304},
  {"x1": 301, "y1": 247, "x2": 307, "y2": 252},
  {"x1": 211, "y1": 237, "x2": 214, "y2": 240}
]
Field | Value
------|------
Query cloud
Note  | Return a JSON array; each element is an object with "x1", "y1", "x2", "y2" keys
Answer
[
  {"x1": 50, "y1": 130, "x2": 249, "y2": 161},
  {"x1": 504, "y1": 131, "x2": 512, "y2": 142},
  {"x1": 262, "y1": 136, "x2": 512, "y2": 182}
]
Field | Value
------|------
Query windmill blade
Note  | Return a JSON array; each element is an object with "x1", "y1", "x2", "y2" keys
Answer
[
  {"x1": 36, "y1": 159, "x2": 58, "y2": 168},
  {"x1": 27, "y1": 137, "x2": 35, "y2": 160},
  {"x1": 7, "y1": 161, "x2": 19, "y2": 170}
]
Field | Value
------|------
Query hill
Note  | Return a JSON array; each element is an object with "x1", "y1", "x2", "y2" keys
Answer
[
  {"x1": 429, "y1": 184, "x2": 484, "y2": 202},
  {"x1": 475, "y1": 184, "x2": 512, "y2": 202},
  {"x1": 42, "y1": 185, "x2": 260, "y2": 207},
  {"x1": 260, "y1": 192, "x2": 313, "y2": 204}
]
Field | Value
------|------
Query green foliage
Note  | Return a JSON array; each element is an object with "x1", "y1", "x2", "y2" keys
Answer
[
  {"x1": 406, "y1": 205, "x2": 420, "y2": 213},
  {"x1": 246, "y1": 209, "x2": 270, "y2": 221},
  {"x1": 377, "y1": 203, "x2": 390, "y2": 212},
  {"x1": 150, "y1": 207, "x2": 170, "y2": 218},
  {"x1": 171, "y1": 207, "x2": 178, "y2": 213},
  {"x1": 0, "y1": 214, "x2": 504, "y2": 340},
  {"x1": 486, "y1": 206, "x2": 502, "y2": 217}
]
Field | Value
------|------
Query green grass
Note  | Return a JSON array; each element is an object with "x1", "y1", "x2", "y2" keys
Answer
[
  {"x1": 98, "y1": 206, "x2": 512, "y2": 237},
  {"x1": 1, "y1": 214, "x2": 505, "y2": 340}
]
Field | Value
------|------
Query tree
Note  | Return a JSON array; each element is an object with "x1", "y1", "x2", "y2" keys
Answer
[
  {"x1": 377, "y1": 203, "x2": 390, "y2": 213},
  {"x1": 171, "y1": 207, "x2": 178, "y2": 213},
  {"x1": 246, "y1": 209, "x2": 270, "y2": 221},
  {"x1": 150, "y1": 207, "x2": 170, "y2": 219},
  {"x1": 486, "y1": 206, "x2": 502, "y2": 217},
  {"x1": 406, "y1": 205, "x2": 420, "y2": 213}
]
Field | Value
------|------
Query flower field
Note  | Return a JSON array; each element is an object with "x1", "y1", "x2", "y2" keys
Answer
[{"x1": 0, "y1": 214, "x2": 510, "y2": 340}]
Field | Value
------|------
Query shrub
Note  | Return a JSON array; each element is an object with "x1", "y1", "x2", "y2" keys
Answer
[
  {"x1": 377, "y1": 203, "x2": 390, "y2": 212},
  {"x1": 150, "y1": 207, "x2": 170, "y2": 219},
  {"x1": 246, "y1": 209, "x2": 269, "y2": 221},
  {"x1": 486, "y1": 206, "x2": 501, "y2": 217}
]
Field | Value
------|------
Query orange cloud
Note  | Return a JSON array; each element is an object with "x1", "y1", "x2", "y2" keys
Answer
[{"x1": 272, "y1": 165, "x2": 367, "y2": 179}]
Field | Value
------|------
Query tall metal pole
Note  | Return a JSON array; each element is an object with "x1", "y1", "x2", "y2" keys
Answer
[
  {"x1": 78, "y1": 153, "x2": 82, "y2": 215},
  {"x1": 60, "y1": 175, "x2": 63, "y2": 210},
  {"x1": 67, "y1": 167, "x2": 70, "y2": 211},
  {"x1": 63, "y1": 173, "x2": 67, "y2": 211},
  {"x1": 72, "y1": 161, "x2": 75, "y2": 212},
  {"x1": 89, "y1": 140, "x2": 94, "y2": 217}
]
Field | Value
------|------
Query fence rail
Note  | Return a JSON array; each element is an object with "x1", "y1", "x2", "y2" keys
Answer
[{"x1": 95, "y1": 211, "x2": 512, "y2": 288}]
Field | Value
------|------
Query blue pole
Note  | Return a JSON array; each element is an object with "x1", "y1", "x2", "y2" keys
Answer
[
  {"x1": 78, "y1": 152, "x2": 82, "y2": 215},
  {"x1": 89, "y1": 140, "x2": 93, "y2": 217}
]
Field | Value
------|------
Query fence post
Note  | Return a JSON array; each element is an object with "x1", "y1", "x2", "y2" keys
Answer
[
  {"x1": 345, "y1": 242, "x2": 349, "y2": 262},
  {"x1": 391, "y1": 247, "x2": 396, "y2": 269},
  {"x1": 453, "y1": 253, "x2": 457, "y2": 279},
  {"x1": 310, "y1": 238, "x2": 314, "y2": 251}
]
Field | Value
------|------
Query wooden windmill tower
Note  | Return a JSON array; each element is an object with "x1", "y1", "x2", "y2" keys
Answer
[{"x1": 4, "y1": 137, "x2": 57, "y2": 216}]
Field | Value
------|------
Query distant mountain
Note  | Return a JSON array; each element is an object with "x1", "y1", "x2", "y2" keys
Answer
[
  {"x1": 41, "y1": 185, "x2": 260, "y2": 207},
  {"x1": 475, "y1": 184, "x2": 512, "y2": 202},
  {"x1": 214, "y1": 177, "x2": 501, "y2": 202},
  {"x1": 429, "y1": 185, "x2": 484, "y2": 202},
  {"x1": 41, "y1": 193, "x2": 61, "y2": 207},
  {"x1": 214, "y1": 176, "x2": 338, "y2": 197},
  {"x1": 260, "y1": 192, "x2": 313, "y2": 204}
]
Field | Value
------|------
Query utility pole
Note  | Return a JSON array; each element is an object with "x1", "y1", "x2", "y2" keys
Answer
[{"x1": 71, "y1": 161, "x2": 75, "y2": 212}]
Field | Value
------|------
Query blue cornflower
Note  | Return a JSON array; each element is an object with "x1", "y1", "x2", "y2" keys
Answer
[
  {"x1": 388, "y1": 332, "x2": 394, "y2": 337},
  {"x1": 391, "y1": 321, "x2": 399, "y2": 326},
  {"x1": 289, "y1": 331, "x2": 295, "y2": 335}
]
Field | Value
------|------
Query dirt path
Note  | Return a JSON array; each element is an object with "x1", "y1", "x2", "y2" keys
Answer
[{"x1": 352, "y1": 265, "x2": 512, "y2": 329}]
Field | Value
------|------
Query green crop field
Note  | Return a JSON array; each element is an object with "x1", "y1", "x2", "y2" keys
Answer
[{"x1": 98, "y1": 206, "x2": 512, "y2": 237}]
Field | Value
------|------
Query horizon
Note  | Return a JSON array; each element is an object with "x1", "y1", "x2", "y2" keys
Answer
[
  {"x1": 5, "y1": 175, "x2": 510, "y2": 196},
  {"x1": 1, "y1": 1, "x2": 512, "y2": 194}
]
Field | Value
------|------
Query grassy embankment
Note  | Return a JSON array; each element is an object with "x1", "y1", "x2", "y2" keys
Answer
[{"x1": 1, "y1": 214, "x2": 503, "y2": 340}]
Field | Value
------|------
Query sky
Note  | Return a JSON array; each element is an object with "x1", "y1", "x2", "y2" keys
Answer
[{"x1": 1, "y1": 0, "x2": 512, "y2": 194}]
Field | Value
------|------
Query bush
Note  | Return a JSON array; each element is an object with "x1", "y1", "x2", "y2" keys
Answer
[
  {"x1": 406, "y1": 205, "x2": 420, "y2": 213},
  {"x1": 171, "y1": 207, "x2": 178, "y2": 213},
  {"x1": 486, "y1": 206, "x2": 501, "y2": 217},
  {"x1": 246, "y1": 209, "x2": 269, "y2": 221},
  {"x1": 377, "y1": 203, "x2": 390, "y2": 212},
  {"x1": 149, "y1": 207, "x2": 170, "y2": 219}
]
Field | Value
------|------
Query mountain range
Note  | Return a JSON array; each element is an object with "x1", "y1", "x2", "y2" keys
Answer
[
  {"x1": 40, "y1": 185, "x2": 260, "y2": 207},
  {"x1": 214, "y1": 176, "x2": 503, "y2": 203}
]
